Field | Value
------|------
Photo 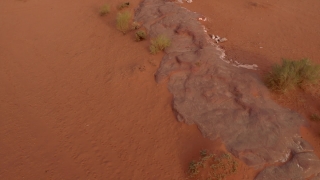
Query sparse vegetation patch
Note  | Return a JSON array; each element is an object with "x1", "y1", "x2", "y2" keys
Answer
[
  {"x1": 135, "y1": 30, "x2": 147, "y2": 41},
  {"x1": 188, "y1": 150, "x2": 238, "y2": 180},
  {"x1": 118, "y1": 2, "x2": 130, "y2": 10},
  {"x1": 265, "y1": 58, "x2": 320, "y2": 92},
  {"x1": 116, "y1": 11, "x2": 131, "y2": 34},
  {"x1": 149, "y1": 35, "x2": 171, "y2": 54},
  {"x1": 99, "y1": 4, "x2": 110, "y2": 16}
]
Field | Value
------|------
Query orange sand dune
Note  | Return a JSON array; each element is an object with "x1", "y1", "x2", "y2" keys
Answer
[{"x1": 1, "y1": 0, "x2": 319, "y2": 179}]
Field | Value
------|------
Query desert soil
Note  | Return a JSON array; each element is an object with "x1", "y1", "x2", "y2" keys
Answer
[{"x1": 0, "y1": 0, "x2": 319, "y2": 179}]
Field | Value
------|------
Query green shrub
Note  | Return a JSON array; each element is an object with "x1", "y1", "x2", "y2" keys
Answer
[
  {"x1": 116, "y1": 11, "x2": 131, "y2": 34},
  {"x1": 117, "y1": 2, "x2": 130, "y2": 10},
  {"x1": 149, "y1": 35, "x2": 171, "y2": 54},
  {"x1": 99, "y1": 4, "x2": 110, "y2": 16},
  {"x1": 135, "y1": 30, "x2": 147, "y2": 41},
  {"x1": 265, "y1": 58, "x2": 320, "y2": 92}
]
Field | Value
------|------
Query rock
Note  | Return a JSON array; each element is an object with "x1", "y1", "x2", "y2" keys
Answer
[
  {"x1": 219, "y1": 37, "x2": 227, "y2": 42},
  {"x1": 255, "y1": 152, "x2": 320, "y2": 180},
  {"x1": 135, "y1": 0, "x2": 320, "y2": 178},
  {"x1": 211, "y1": 35, "x2": 227, "y2": 43}
]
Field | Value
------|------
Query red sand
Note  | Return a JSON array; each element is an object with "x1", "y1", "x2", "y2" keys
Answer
[{"x1": 0, "y1": 0, "x2": 319, "y2": 179}]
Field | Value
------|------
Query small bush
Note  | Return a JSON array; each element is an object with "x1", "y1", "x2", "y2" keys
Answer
[
  {"x1": 149, "y1": 35, "x2": 171, "y2": 54},
  {"x1": 99, "y1": 4, "x2": 110, "y2": 16},
  {"x1": 188, "y1": 150, "x2": 238, "y2": 179},
  {"x1": 135, "y1": 30, "x2": 147, "y2": 41},
  {"x1": 116, "y1": 11, "x2": 131, "y2": 34},
  {"x1": 265, "y1": 58, "x2": 320, "y2": 92},
  {"x1": 188, "y1": 161, "x2": 201, "y2": 177},
  {"x1": 117, "y1": 2, "x2": 130, "y2": 10},
  {"x1": 200, "y1": 149, "x2": 207, "y2": 157}
]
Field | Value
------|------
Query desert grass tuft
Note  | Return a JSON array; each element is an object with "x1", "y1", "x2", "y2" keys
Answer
[
  {"x1": 116, "y1": 11, "x2": 131, "y2": 34},
  {"x1": 149, "y1": 35, "x2": 171, "y2": 54},
  {"x1": 117, "y1": 2, "x2": 130, "y2": 10},
  {"x1": 265, "y1": 58, "x2": 320, "y2": 92},
  {"x1": 188, "y1": 161, "x2": 200, "y2": 177},
  {"x1": 135, "y1": 30, "x2": 147, "y2": 41},
  {"x1": 99, "y1": 4, "x2": 110, "y2": 16}
]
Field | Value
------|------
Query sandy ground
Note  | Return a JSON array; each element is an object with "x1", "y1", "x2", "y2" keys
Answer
[{"x1": 0, "y1": 0, "x2": 319, "y2": 179}]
